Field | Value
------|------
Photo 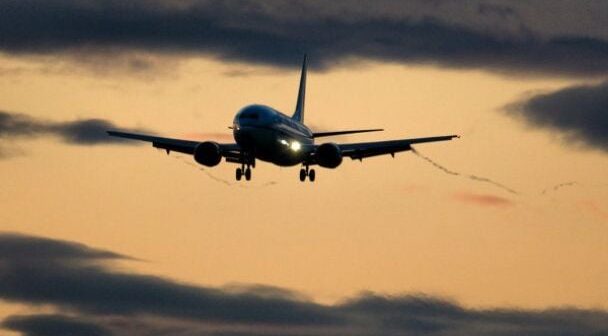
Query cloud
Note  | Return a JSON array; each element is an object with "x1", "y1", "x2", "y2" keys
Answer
[
  {"x1": 2, "y1": 232, "x2": 608, "y2": 336},
  {"x1": 341, "y1": 294, "x2": 608, "y2": 336},
  {"x1": 0, "y1": 111, "x2": 147, "y2": 158},
  {"x1": 0, "y1": 232, "x2": 128, "y2": 262},
  {"x1": 1, "y1": 1, "x2": 608, "y2": 76},
  {"x1": 0, "y1": 233, "x2": 339, "y2": 327},
  {"x1": 2, "y1": 314, "x2": 110, "y2": 336},
  {"x1": 508, "y1": 81, "x2": 608, "y2": 152},
  {"x1": 0, "y1": 110, "x2": 144, "y2": 145},
  {"x1": 53, "y1": 119, "x2": 136, "y2": 145},
  {"x1": 453, "y1": 191, "x2": 514, "y2": 207}
]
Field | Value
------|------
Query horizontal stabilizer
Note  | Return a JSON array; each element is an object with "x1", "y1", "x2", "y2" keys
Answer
[{"x1": 312, "y1": 128, "x2": 383, "y2": 138}]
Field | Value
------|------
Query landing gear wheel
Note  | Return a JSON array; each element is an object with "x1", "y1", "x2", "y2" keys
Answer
[
  {"x1": 236, "y1": 168, "x2": 242, "y2": 181},
  {"x1": 308, "y1": 169, "x2": 316, "y2": 182},
  {"x1": 299, "y1": 169, "x2": 307, "y2": 182},
  {"x1": 245, "y1": 167, "x2": 252, "y2": 181}
]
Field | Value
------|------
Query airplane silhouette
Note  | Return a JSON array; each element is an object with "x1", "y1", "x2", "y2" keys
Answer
[{"x1": 108, "y1": 55, "x2": 458, "y2": 182}]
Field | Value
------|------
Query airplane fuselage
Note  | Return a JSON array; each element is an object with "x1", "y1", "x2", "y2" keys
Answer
[{"x1": 233, "y1": 104, "x2": 314, "y2": 166}]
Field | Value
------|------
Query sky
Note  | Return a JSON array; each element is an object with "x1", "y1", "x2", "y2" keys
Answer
[{"x1": 1, "y1": 1, "x2": 608, "y2": 335}]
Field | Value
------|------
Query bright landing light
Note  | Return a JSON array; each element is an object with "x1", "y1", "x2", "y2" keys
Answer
[
  {"x1": 279, "y1": 138, "x2": 301, "y2": 152},
  {"x1": 290, "y1": 141, "x2": 301, "y2": 152}
]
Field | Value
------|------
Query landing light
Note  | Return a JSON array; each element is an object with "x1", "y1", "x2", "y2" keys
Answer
[{"x1": 290, "y1": 141, "x2": 301, "y2": 152}]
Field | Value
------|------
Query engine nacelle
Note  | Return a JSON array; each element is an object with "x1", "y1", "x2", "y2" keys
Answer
[
  {"x1": 194, "y1": 141, "x2": 222, "y2": 167},
  {"x1": 315, "y1": 143, "x2": 342, "y2": 168}
]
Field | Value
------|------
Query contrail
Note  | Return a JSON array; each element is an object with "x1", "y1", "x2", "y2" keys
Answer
[
  {"x1": 411, "y1": 148, "x2": 459, "y2": 176},
  {"x1": 199, "y1": 167, "x2": 278, "y2": 188},
  {"x1": 172, "y1": 154, "x2": 234, "y2": 186},
  {"x1": 411, "y1": 148, "x2": 519, "y2": 195},
  {"x1": 467, "y1": 175, "x2": 518, "y2": 195},
  {"x1": 199, "y1": 168, "x2": 234, "y2": 186},
  {"x1": 541, "y1": 181, "x2": 577, "y2": 195},
  {"x1": 172, "y1": 154, "x2": 277, "y2": 188}
]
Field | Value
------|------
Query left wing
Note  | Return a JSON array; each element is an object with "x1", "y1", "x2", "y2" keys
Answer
[
  {"x1": 337, "y1": 135, "x2": 459, "y2": 160},
  {"x1": 107, "y1": 130, "x2": 241, "y2": 159},
  {"x1": 312, "y1": 128, "x2": 383, "y2": 138}
]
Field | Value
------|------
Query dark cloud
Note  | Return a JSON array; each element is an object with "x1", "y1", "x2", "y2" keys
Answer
[
  {"x1": 1, "y1": 0, "x2": 608, "y2": 76},
  {"x1": 0, "y1": 111, "x2": 146, "y2": 155},
  {"x1": 2, "y1": 314, "x2": 110, "y2": 336},
  {"x1": 0, "y1": 232, "x2": 128, "y2": 261},
  {"x1": 54, "y1": 119, "x2": 133, "y2": 144},
  {"x1": 0, "y1": 233, "x2": 340, "y2": 327},
  {"x1": 508, "y1": 81, "x2": 608, "y2": 152},
  {"x1": 2, "y1": 232, "x2": 608, "y2": 336},
  {"x1": 340, "y1": 294, "x2": 608, "y2": 336}
]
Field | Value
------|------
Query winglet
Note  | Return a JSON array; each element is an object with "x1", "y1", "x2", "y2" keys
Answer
[{"x1": 292, "y1": 54, "x2": 307, "y2": 123}]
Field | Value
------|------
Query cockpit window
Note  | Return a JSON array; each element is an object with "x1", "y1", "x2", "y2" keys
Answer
[{"x1": 239, "y1": 106, "x2": 266, "y2": 120}]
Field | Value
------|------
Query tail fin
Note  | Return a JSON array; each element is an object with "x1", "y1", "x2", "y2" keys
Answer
[{"x1": 292, "y1": 54, "x2": 307, "y2": 123}]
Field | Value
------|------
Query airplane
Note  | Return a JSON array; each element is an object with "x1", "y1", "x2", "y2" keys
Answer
[{"x1": 107, "y1": 55, "x2": 458, "y2": 182}]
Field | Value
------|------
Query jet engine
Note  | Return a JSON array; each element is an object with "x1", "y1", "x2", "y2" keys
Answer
[
  {"x1": 194, "y1": 141, "x2": 222, "y2": 167},
  {"x1": 315, "y1": 143, "x2": 342, "y2": 168}
]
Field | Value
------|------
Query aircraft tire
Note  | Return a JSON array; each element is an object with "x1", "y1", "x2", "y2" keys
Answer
[
  {"x1": 245, "y1": 167, "x2": 252, "y2": 181},
  {"x1": 236, "y1": 168, "x2": 242, "y2": 181},
  {"x1": 299, "y1": 169, "x2": 307, "y2": 182},
  {"x1": 309, "y1": 169, "x2": 316, "y2": 182}
]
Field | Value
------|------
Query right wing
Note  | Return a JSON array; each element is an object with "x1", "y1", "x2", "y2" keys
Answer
[
  {"x1": 337, "y1": 135, "x2": 459, "y2": 160},
  {"x1": 107, "y1": 130, "x2": 241, "y2": 160}
]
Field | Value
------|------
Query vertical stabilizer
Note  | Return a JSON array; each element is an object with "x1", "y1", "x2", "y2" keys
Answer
[{"x1": 292, "y1": 54, "x2": 307, "y2": 123}]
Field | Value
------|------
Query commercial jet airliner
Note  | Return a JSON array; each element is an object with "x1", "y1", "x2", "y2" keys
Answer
[{"x1": 108, "y1": 56, "x2": 458, "y2": 182}]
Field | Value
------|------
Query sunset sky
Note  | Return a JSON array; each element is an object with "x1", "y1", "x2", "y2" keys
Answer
[{"x1": 1, "y1": 1, "x2": 608, "y2": 335}]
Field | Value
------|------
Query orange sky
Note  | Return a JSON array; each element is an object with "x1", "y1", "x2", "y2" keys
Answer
[{"x1": 1, "y1": 52, "x2": 607, "y2": 326}]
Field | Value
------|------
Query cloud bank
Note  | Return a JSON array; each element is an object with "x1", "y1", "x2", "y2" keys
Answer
[
  {"x1": 0, "y1": 111, "x2": 144, "y2": 145},
  {"x1": 1, "y1": 232, "x2": 607, "y2": 336},
  {"x1": 1, "y1": 0, "x2": 608, "y2": 77},
  {"x1": 0, "y1": 233, "x2": 338, "y2": 327},
  {"x1": 2, "y1": 1, "x2": 607, "y2": 155},
  {"x1": 2, "y1": 315, "x2": 110, "y2": 336},
  {"x1": 508, "y1": 81, "x2": 608, "y2": 152},
  {"x1": 0, "y1": 111, "x2": 147, "y2": 159}
]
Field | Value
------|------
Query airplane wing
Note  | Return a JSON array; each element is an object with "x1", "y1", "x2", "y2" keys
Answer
[
  {"x1": 336, "y1": 135, "x2": 459, "y2": 160},
  {"x1": 312, "y1": 128, "x2": 383, "y2": 137},
  {"x1": 107, "y1": 130, "x2": 241, "y2": 159}
]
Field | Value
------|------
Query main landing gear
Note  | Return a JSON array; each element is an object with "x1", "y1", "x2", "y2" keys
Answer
[
  {"x1": 236, "y1": 160, "x2": 253, "y2": 182},
  {"x1": 299, "y1": 165, "x2": 316, "y2": 182},
  {"x1": 235, "y1": 166, "x2": 252, "y2": 181}
]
